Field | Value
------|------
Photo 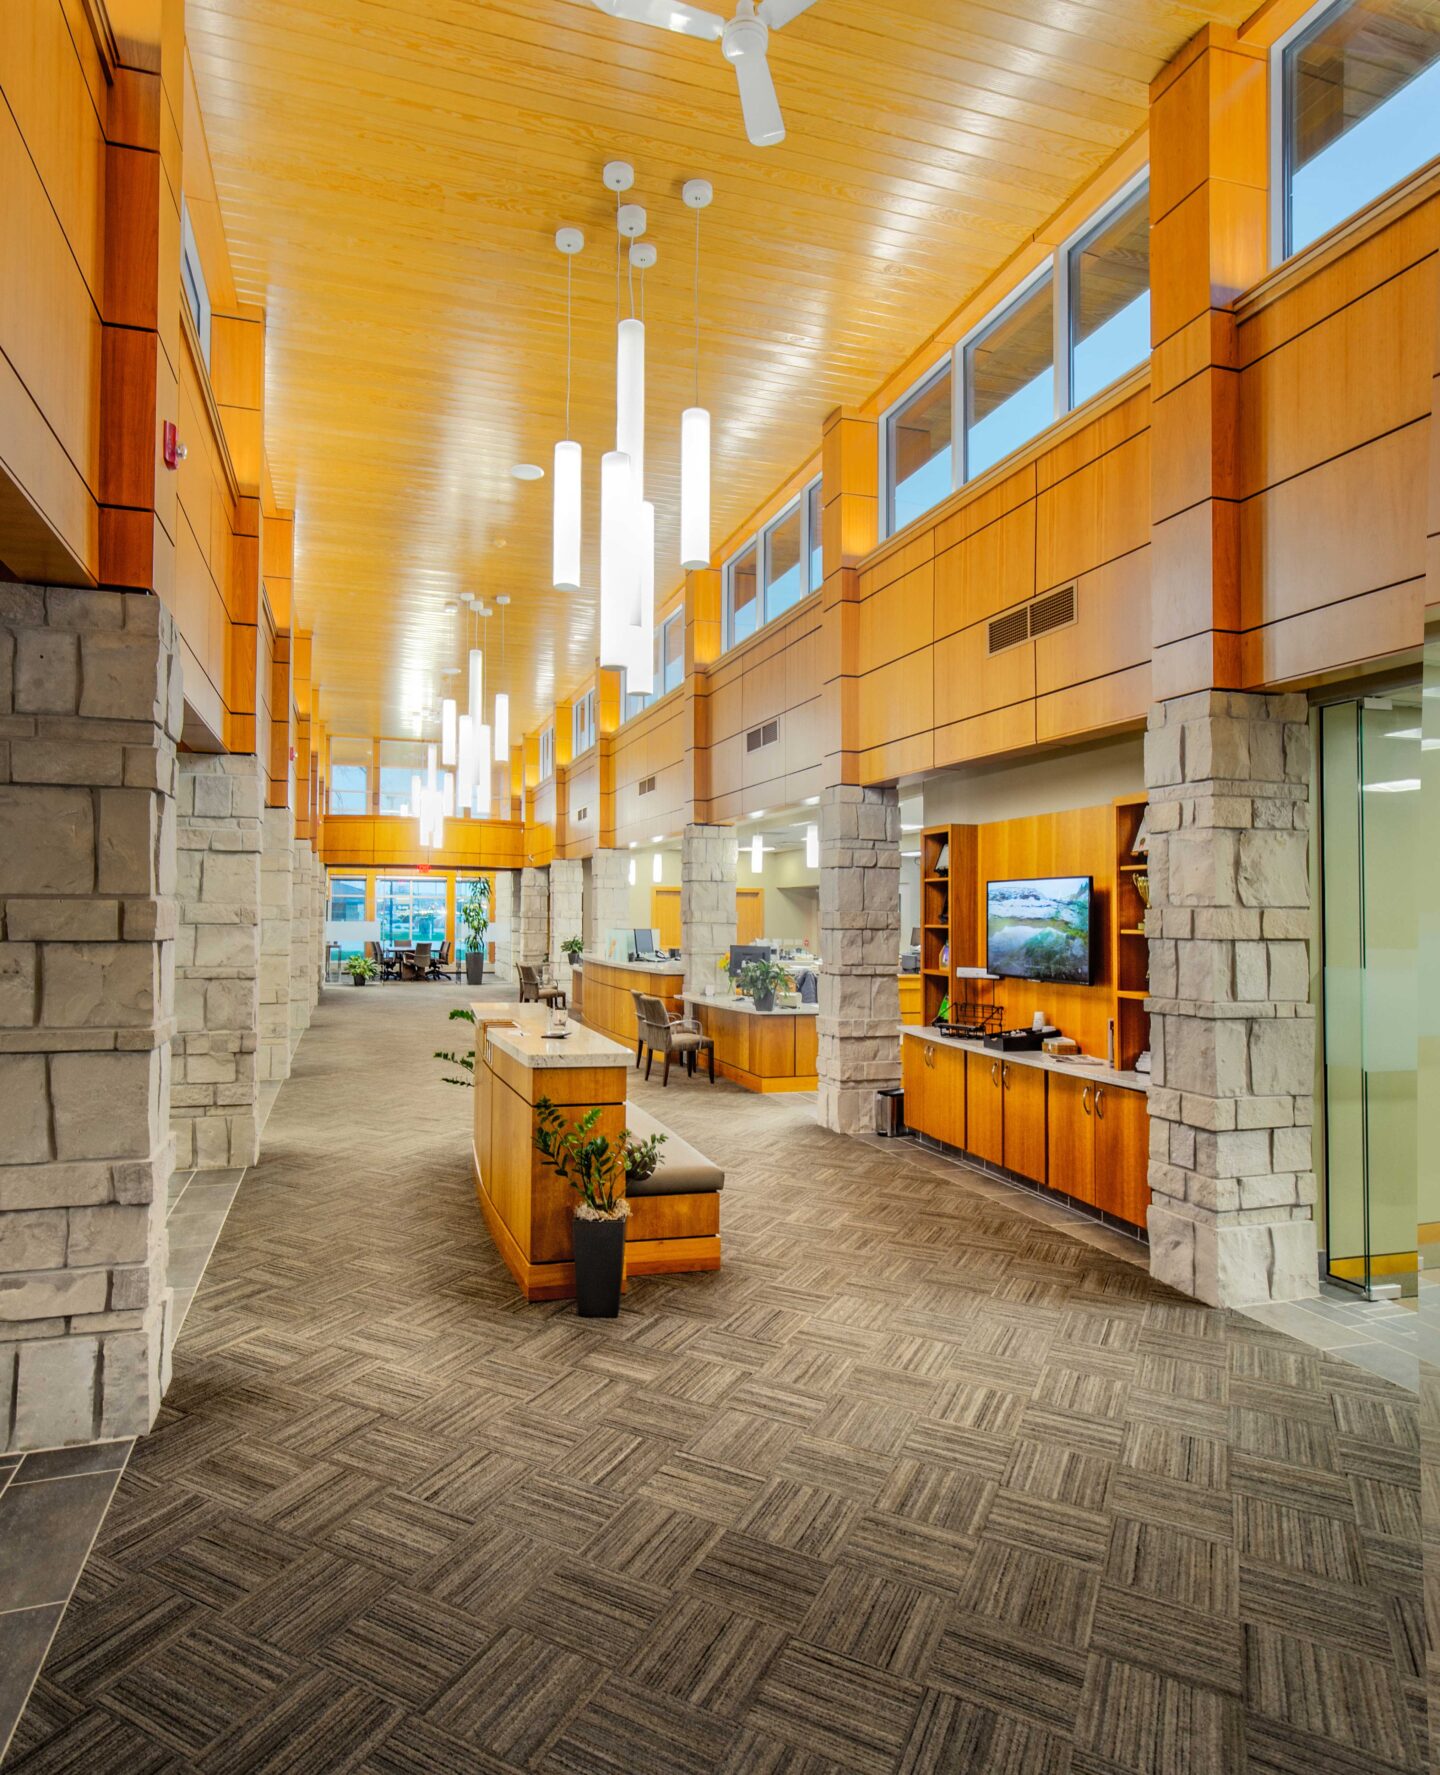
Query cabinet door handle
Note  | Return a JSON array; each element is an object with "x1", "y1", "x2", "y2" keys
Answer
[
  {"x1": 1095, "y1": 1087, "x2": 1105, "y2": 1119},
  {"x1": 1001, "y1": 1062, "x2": 1010, "y2": 1089},
  {"x1": 1082, "y1": 1084, "x2": 1091, "y2": 1115},
  {"x1": 990, "y1": 1060, "x2": 1000, "y2": 1087},
  {"x1": 924, "y1": 1044, "x2": 934, "y2": 1068}
]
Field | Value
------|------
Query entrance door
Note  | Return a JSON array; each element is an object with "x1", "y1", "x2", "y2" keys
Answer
[
  {"x1": 737, "y1": 889, "x2": 764, "y2": 945},
  {"x1": 651, "y1": 887, "x2": 681, "y2": 950}
]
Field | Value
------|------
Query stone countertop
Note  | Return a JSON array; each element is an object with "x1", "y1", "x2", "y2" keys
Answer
[
  {"x1": 473, "y1": 1001, "x2": 631, "y2": 1070},
  {"x1": 685, "y1": 994, "x2": 819, "y2": 1019},
  {"x1": 899, "y1": 1025, "x2": 1149, "y2": 1093},
  {"x1": 578, "y1": 954, "x2": 684, "y2": 975}
]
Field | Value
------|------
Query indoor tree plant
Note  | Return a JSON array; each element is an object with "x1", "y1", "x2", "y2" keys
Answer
[
  {"x1": 532, "y1": 1097, "x2": 666, "y2": 1316},
  {"x1": 461, "y1": 878, "x2": 491, "y2": 985},
  {"x1": 736, "y1": 956, "x2": 790, "y2": 1013},
  {"x1": 343, "y1": 955, "x2": 379, "y2": 987},
  {"x1": 436, "y1": 1006, "x2": 476, "y2": 1084}
]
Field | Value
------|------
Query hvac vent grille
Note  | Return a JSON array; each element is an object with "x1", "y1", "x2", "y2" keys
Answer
[
  {"x1": 987, "y1": 607, "x2": 1030, "y2": 655},
  {"x1": 638, "y1": 776, "x2": 657, "y2": 796},
  {"x1": 986, "y1": 584, "x2": 1079, "y2": 654},
  {"x1": 572, "y1": 806, "x2": 588, "y2": 824},
  {"x1": 1030, "y1": 583, "x2": 1077, "y2": 638},
  {"x1": 746, "y1": 719, "x2": 779, "y2": 753}
]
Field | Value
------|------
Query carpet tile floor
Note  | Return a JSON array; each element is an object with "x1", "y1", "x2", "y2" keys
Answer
[{"x1": 2, "y1": 979, "x2": 1424, "y2": 1773}]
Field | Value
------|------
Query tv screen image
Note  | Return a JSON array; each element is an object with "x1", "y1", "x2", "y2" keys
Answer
[{"x1": 986, "y1": 876, "x2": 1093, "y2": 985}]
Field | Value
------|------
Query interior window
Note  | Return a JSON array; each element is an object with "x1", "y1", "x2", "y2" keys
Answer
[
  {"x1": 1070, "y1": 184, "x2": 1150, "y2": 407},
  {"x1": 887, "y1": 365, "x2": 952, "y2": 533},
  {"x1": 764, "y1": 501, "x2": 803, "y2": 621},
  {"x1": 965, "y1": 274, "x2": 1055, "y2": 480},
  {"x1": 729, "y1": 542, "x2": 758, "y2": 647},
  {"x1": 806, "y1": 478, "x2": 823, "y2": 590}
]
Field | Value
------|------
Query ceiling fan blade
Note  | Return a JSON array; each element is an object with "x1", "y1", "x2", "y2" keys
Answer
[
  {"x1": 757, "y1": 0, "x2": 820, "y2": 28},
  {"x1": 591, "y1": 0, "x2": 725, "y2": 40},
  {"x1": 730, "y1": 40, "x2": 785, "y2": 145}
]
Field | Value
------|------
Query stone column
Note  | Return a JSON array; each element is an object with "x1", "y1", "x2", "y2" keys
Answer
[
  {"x1": 589, "y1": 849, "x2": 632, "y2": 952},
  {"x1": 549, "y1": 859, "x2": 583, "y2": 988},
  {"x1": 289, "y1": 842, "x2": 314, "y2": 1050},
  {"x1": 681, "y1": 824, "x2": 737, "y2": 997},
  {"x1": 259, "y1": 806, "x2": 294, "y2": 1081},
  {"x1": 314, "y1": 860, "x2": 325, "y2": 998},
  {"x1": 0, "y1": 585, "x2": 181, "y2": 1451},
  {"x1": 173, "y1": 755, "x2": 262, "y2": 1172},
  {"x1": 491, "y1": 870, "x2": 515, "y2": 986},
  {"x1": 1144, "y1": 690, "x2": 1318, "y2": 1306},
  {"x1": 816, "y1": 785, "x2": 901, "y2": 1135},
  {"x1": 517, "y1": 867, "x2": 549, "y2": 973}
]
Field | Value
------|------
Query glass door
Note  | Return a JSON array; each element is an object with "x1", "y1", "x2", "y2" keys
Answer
[
  {"x1": 376, "y1": 876, "x2": 449, "y2": 948},
  {"x1": 1320, "y1": 693, "x2": 1421, "y2": 1296}
]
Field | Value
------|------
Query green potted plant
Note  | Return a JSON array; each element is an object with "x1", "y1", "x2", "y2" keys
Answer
[
  {"x1": 531, "y1": 1099, "x2": 667, "y2": 1317},
  {"x1": 461, "y1": 878, "x2": 491, "y2": 986},
  {"x1": 343, "y1": 955, "x2": 379, "y2": 986},
  {"x1": 436, "y1": 1006, "x2": 476, "y2": 1085},
  {"x1": 561, "y1": 935, "x2": 584, "y2": 967},
  {"x1": 736, "y1": 956, "x2": 790, "y2": 1013}
]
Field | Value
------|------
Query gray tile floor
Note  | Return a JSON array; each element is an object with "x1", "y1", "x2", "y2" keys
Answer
[{"x1": 0, "y1": 1162, "x2": 248, "y2": 1760}]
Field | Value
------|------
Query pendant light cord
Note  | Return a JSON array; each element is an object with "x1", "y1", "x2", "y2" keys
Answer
[
  {"x1": 565, "y1": 252, "x2": 573, "y2": 439},
  {"x1": 693, "y1": 202, "x2": 701, "y2": 408}
]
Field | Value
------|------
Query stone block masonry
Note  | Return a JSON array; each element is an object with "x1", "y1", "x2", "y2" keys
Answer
[
  {"x1": 491, "y1": 870, "x2": 514, "y2": 985},
  {"x1": 0, "y1": 585, "x2": 180, "y2": 1451},
  {"x1": 1144, "y1": 690, "x2": 1318, "y2": 1307},
  {"x1": 259, "y1": 806, "x2": 294, "y2": 1081},
  {"x1": 549, "y1": 859, "x2": 583, "y2": 989},
  {"x1": 173, "y1": 755, "x2": 262, "y2": 1170},
  {"x1": 816, "y1": 785, "x2": 901, "y2": 1135},
  {"x1": 290, "y1": 841, "x2": 316, "y2": 1049},
  {"x1": 517, "y1": 867, "x2": 549, "y2": 972},
  {"x1": 589, "y1": 850, "x2": 631, "y2": 955},
  {"x1": 681, "y1": 824, "x2": 737, "y2": 999}
]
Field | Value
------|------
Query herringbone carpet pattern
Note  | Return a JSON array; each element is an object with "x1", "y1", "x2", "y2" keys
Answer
[{"x1": 7, "y1": 983, "x2": 1423, "y2": 1773}]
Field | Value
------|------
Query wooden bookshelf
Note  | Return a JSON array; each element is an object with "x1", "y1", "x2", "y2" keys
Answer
[
  {"x1": 1112, "y1": 794, "x2": 1150, "y2": 1070},
  {"x1": 920, "y1": 824, "x2": 980, "y2": 1025}
]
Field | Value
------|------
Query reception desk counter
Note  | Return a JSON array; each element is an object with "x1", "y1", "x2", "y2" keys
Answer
[
  {"x1": 683, "y1": 994, "x2": 819, "y2": 1093},
  {"x1": 580, "y1": 955, "x2": 684, "y2": 1051},
  {"x1": 471, "y1": 1002, "x2": 720, "y2": 1299}
]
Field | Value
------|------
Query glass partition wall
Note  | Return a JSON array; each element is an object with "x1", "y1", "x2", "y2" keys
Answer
[{"x1": 1320, "y1": 691, "x2": 1422, "y2": 1296}]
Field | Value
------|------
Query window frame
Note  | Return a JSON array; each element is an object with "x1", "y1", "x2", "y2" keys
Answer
[
  {"x1": 180, "y1": 198, "x2": 212, "y2": 370},
  {"x1": 719, "y1": 479, "x2": 825, "y2": 655},
  {"x1": 328, "y1": 737, "x2": 371, "y2": 816},
  {"x1": 878, "y1": 170, "x2": 1151, "y2": 538},
  {"x1": 572, "y1": 688, "x2": 596, "y2": 758},
  {"x1": 538, "y1": 725, "x2": 554, "y2": 783}
]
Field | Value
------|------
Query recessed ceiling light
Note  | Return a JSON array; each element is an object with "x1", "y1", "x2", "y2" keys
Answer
[
  {"x1": 443, "y1": 600, "x2": 458, "y2": 614},
  {"x1": 511, "y1": 464, "x2": 544, "y2": 481}
]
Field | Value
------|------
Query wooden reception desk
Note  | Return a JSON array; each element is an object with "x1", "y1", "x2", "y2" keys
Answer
[
  {"x1": 471, "y1": 1002, "x2": 721, "y2": 1300},
  {"x1": 684, "y1": 995, "x2": 819, "y2": 1093},
  {"x1": 580, "y1": 955, "x2": 684, "y2": 1050}
]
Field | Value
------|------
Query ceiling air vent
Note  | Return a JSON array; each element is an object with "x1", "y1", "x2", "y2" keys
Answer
[
  {"x1": 638, "y1": 775, "x2": 657, "y2": 796},
  {"x1": 987, "y1": 606, "x2": 1030, "y2": 655},
  {"x1": 1029, "y1": 583, "x2": 1077, "y2": 639},
  {"x1": 746, "y1": 718, "x2": 779, "y2": 753}
]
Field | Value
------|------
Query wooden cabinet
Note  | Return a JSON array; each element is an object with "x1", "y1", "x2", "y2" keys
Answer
[
  {"x1": 1094, "y1": 1083, "x2": 1150, "y2": 1227},
  {"x1": 966, "y1": 1052, "x2": 1004, "y2": 1167},
  {"x1": 1047, "y1": 1073, "x2": 1097, "y2": 1206},
  {"x1": 903, "y1": 1038, "x2": 964, "y2": 1146},
  {"x1": 1001, "y1": 1060, "x2": 1047, "y2": 1183}
]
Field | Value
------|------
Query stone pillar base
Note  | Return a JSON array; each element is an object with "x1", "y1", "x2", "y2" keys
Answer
[
  {"x1": 173, "y1": 754, "x2": 262, "y2": 1171},
  {"x1": 517, "y1": 867, "x2": 549, "y2": 972},
  {"x1": 550, "y1": 859, "x2": 583, "y2": 989},
  {"x1": 816, "y1": 785, "x2": 901, "y2": 1136},
  {"x1": 681, "y1": 824, "x2": 737, "y2": 998},
  {"x1": 259, "y1": 806, "x2": 294, "y2": 1081}
]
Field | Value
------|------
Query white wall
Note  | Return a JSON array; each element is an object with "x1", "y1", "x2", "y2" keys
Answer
[{"x1": 921, "y1": 732, "x2": 1144, "y2": 826}]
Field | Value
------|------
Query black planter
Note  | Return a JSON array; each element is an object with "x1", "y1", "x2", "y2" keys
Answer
[
  {"x1": 572, "y1": 1212, "x2": 626, "y2": 1317},
  {"x1": 465, "y1": 951, "x2": 486, "y2": 986},
  {"x1": 752, "y1": 989, "x2": 775, "y2": 1013},
  {"x1": 350, "y1": 975, "x2": 366, "y2": 987}
]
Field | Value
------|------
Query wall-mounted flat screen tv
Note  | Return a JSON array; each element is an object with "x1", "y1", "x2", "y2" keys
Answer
[{"x1": 985, "y1": 876, "x2": 1094, "y2": 985}]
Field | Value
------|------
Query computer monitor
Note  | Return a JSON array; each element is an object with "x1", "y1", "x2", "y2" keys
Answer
[
  {"x1": 728, "y1": 943, "x2": 770, "y2": 975},
  {"x1": 633, "y1": 927, "x2": 662, "y2": 958}
]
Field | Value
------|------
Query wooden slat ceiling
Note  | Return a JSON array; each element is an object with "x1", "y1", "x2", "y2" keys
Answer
[{"x1": 187, "y1": 0, "x2": 1249, "y2": 743}]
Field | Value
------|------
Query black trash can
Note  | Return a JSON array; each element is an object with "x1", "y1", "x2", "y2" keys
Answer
[{"x1": 874, "y1": 1087, "x2": 905, "y2": 1137}]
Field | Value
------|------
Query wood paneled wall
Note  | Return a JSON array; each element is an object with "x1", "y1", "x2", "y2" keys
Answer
[{"x1": 319, "y1": 815, "x2": 525, "y2": 872}]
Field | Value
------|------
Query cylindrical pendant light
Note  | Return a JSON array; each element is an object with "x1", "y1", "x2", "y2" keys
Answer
[
  {"x1": 805, "y1": 823, "x2": 819, "y2": 869},
  {"x1": 456, "y1": 715, "x2": 474, "y2": 811},
  {"x1": 430, "y1": 792, "x2": 445, "y2": 852},
  {"x1": 493, "y1": 693, "x2": 510, "y2": 766},
  {"x1": 553, "y1": 229, "x2": 584, "y2": 593},
  {"x1": 467, "y1": 649, "x2": 483, "y2": 730},
  {"x1": 616, "y1": 318, "x2": 645, "y2": 497},
  {"x1": 475, "y1": 723, "x2": 493, "y2": 818},
  {"x1": 441, "y1": 698, "x2": 457, "y2": 767},
  {"x1": 427, "y1": 745, "x2": 438, "y2": 795},
  {"x1": 599, "y1": 449, "x2": 635, "y2": 671},
  {"x1": 410, "y1": 773, "x2": 422, "y2": 823},
  {"x1": 681, "y1": 406, "x2": 711, "y2": 571},
  {"x1": 553, "y1": 440, "x2": 582, "y2": 594},
  {"x1": 681, "y1": 178, "x2": 713, "y2": 569}
]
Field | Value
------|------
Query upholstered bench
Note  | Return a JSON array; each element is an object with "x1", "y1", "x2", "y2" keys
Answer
[{"x1": 621, "y1": 1102, "x2": 723, "y2": 1276}]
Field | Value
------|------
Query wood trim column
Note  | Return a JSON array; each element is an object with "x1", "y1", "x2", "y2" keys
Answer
[
  {"x1": 819, "y1": 406, "x2": 878, "y2": 789},
  {"x1": 1148, "y1": 25, "x2": 1269, "y2": 700}
]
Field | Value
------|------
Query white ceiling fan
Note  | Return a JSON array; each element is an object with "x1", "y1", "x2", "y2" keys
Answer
[{"x1": 586, "y1": 0, "x2": 820, "y2": 146}]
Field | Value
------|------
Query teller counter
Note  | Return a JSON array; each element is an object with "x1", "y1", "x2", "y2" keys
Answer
[
  {"x1": 579, "y1": 955, "x2": 684, "y2": 1050},
  {"x1": 683, "y1": 994, "x2": 819, "y2": 1093}
]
